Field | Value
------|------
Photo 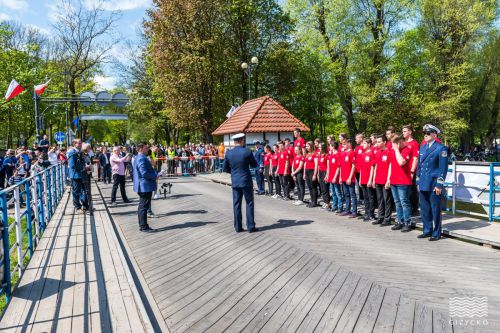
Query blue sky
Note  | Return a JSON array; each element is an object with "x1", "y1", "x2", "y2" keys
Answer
[{"x1": 0, "y1": 0, "x2": 153, "y2": 89}]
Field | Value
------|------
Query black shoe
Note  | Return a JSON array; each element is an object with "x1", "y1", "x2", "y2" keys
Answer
[
  {"x1": 140, "y1": 225, "x2": 154, "y2": 232},
  {"x1": 372, "y1": 219, "x2": 382, "y2": 225},
  {"x1": 417, "y1": 233, "x2": 431, "y2": 239},
  {"x1": 235, "y1": 229, "x2": 244, "y2": 233},
  {"x1": 391, "y1": 224, "x2": 403, "y2": 230},
  {"x1": 363, "y1": 216, "x2": 370, "y2": 222},
  {"x1": 123, "y1": 199, "x2": 131, "y2": 203},
  {"x1": 429, "y1": 236, "x2": 440, "y2": 241},
  {"x1": 248, "y1": 227, "x2": 259, "y2": 233},
  {"x1": 380, "y1": 220, "x2": 392, "y2": 226},
  {"x1": 401, "y1": 225, "x2": 412, "y2": 232}
]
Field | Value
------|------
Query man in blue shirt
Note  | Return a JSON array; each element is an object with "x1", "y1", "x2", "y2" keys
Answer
[
  {"x1": 133, "y1": 143, "x2": 158, "y2": 232},
  {"x1": 0, "y1": 152, "x2": 5, "y2": 189},
  {"x1": 67, "y1": 139, "x2": 89, "y2": 212},
  {"x1": 223, "y1": 133, "x2": 258, "y2": 233},
  {"x1": 2, "y1": 149, "x2": 17, "y2": 182}
]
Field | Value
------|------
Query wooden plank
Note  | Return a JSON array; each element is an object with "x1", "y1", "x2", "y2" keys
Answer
[
  {"x1": 393, "y1": 295, "x2": 416, "y2": 333},
  {"x1": 187, "y1": 248, "x2": 304, "y2": 332},
  {"x1": 258, "y1": 261, "x2": 334, "y2": 333},
  {"x1": 333, "y1": 276, "x2": 373, "y2": 333},
  {"x1": 352, "y1": 283, "x2": 386, "y2": 333},
  {"x1": 226, "y1": 254, "x2": 322, "y2": 332},
  {"x1": 372, "y1": 287, "x2": 401, "y2": 333},
  {"x1": 312, "y1": 271, "x2": 361, "y2": 333},
  {"x1": 433, "y1": 309, "x2": 453, "y2": 333},
  {"x1": 205, "y1": 252, "x2": 315, "y2": 333},
  {"x1": 276, "y1": 264, "x2": 341, "y2": 333},
  {"x1": 168, "y1": 242, "x2": 292, "y2": 332},
  {"x1": 413, "y1": 301, "x2": 433, "y2": 333},
  {"x1": 295, "y1": 268, "x2": 350, "y2": 332}
]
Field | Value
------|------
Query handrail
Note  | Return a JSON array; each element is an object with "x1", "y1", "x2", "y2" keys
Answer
[{"x1": 0, "y1": 163, "x2": 66, "y2": 304}]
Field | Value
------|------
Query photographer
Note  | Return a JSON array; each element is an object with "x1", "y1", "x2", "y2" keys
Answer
[
  {"x1": 30, "y1": 148, "x2": 51, "y2": 175},
  {"x1": 67, "y1": 139, "x2": 89, "y2": 212},
  {"x1": 110, "y1": 146, "x2": 132, "y2": 205}
]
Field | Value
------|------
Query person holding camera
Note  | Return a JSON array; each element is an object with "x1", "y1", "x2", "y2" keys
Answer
[
  {"x1": 110, "y1": 146, "x2": 132, "y2": 205},
  {"x1": 67, "y1": 139, "x2": 89, "y2": 212}
]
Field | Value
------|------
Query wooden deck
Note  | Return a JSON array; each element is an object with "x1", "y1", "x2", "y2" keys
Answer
[
  {"x1": 0, "y1": 187, "x2": 153, "y2": 333},
  {"x1": 99, "y1": 177, "x2": 500, "y2": 333}
]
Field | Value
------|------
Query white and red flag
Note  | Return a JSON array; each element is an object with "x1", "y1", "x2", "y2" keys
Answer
[
  {"x1": 4, "y1": 79, "x2": 25, "y2": 100},
  {"x1": 34, "y1": 78, "x2": 51, "y2": 95}
]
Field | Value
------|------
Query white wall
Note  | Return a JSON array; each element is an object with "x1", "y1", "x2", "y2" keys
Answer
[{"x1": 222, "y1": 131, "x2": 295, "y2": 149}]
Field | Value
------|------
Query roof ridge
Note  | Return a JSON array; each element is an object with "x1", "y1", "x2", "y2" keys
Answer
[{"x1": 243, "y1": 96, "x2": 268, "y2": 132}]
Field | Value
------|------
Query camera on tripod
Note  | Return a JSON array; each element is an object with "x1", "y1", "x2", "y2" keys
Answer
[{"x1": 159, "y1": 182, "x2": 173, "y2": 199}]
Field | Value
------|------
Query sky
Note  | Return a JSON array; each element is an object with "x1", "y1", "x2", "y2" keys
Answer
[{"x1": 0, "y1": 0, "x2": 153, "y2": 90}]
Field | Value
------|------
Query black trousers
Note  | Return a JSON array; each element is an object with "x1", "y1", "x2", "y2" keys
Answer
[
  {"x1": 111, "y1": 174, "x2": 128, "y2": 202},
  {"x1": 279, "y1": 174, "x2": 291, "y2": 198},
  {"x1": 318, "y1": 171, "x2": 330, "y2": 204},
  {"x1": 71, "y1": 178, "x2": 89, "y2": 210},
  {"x1": 376, "y1": 184, "x2": 393, "y2": 222},
  {"x1": 264, "y1": 165, "x2": 273, "y2": 194},
  {"x1": 356, "y1": 172, "x2": 364, "y2": 201},
  {"x1": 0, "y1": 170, "x2": 5, "y2": 189},
  {"x1": 361, "y1": 184, "x2": 376, "y2": 217},
  {"x1": 102, "y1": 164, "x2": 111, "y2": 183},
  {"x1": 272, "y1": 166, "x2": 281, "y2": 196},
  {"x1": 305, "y1": 169, "x2": 318, "y2": 205},
  {"x1": 410, "y1": 175, "x2": 419, "y2": 215},
  {"x1": 138, "y1": 192, "x2": 152, "y2": 229},
  {"x1": 295, "y1": 171, "x2": 305, "y2": 201}
]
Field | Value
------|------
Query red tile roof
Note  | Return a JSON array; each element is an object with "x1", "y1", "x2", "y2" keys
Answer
[{"x1": 212, "y1": 96, "x2": 310, "y2": 135}]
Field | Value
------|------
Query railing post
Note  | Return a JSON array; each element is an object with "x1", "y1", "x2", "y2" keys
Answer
[
  {"x1": 38, "y1": 174, "x2": 46, "y2": 231},
  {"x1": 31, "y1": 178, "x2": 40, "y2": 244},
  {"x1": 452, "y1": 161, "x2": 456, "y2": 215},
  {"x1": 52, "y1": 167, "x2": 57, "y2": 207},
  {"x1": 0, "y1": 193, "x2": 11, "y2": 301},
  {"x1": 46, "y1": 169, "x2": 52, "y2": 219},
  {"x1": 13, "y1": 188, "x2": 23, "y2": 276},
  {"x1": 489, "y1": 163, "x2": 493, "y2": 222},
  {"x1": 25, "y1": 181, "x2": 34, "y2": 259}
]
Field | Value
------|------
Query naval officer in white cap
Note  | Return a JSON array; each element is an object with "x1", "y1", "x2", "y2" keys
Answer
[{"x1": 223, "y1": 133, "x2": 259, "y2": 232}]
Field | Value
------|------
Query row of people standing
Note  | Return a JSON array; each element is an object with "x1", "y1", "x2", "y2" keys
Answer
[{"x1": 255, "y1": 125, "x2": 448, "y2": 241}]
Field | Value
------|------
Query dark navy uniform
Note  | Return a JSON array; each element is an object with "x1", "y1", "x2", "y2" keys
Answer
[
  {"x1": 253, "y1": 144, "x2": 265, "y2": 194},
  {"x1": 417, "y1": 139, "x2": 448, "y2": 239},
  {"x1": 223, "y1": 144, "x2": 258, "y2": 232}
]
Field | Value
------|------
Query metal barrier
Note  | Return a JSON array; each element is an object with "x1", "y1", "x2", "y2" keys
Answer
[
  {"x1": 157, "y1": 156, "x2": 221, "y2": 176},
  {"x1": 443, "y1": 162, "x2": 500, "y2": 222},
  {"x1": 0, "y1": 163, "x2": 66, "y2": 302}
]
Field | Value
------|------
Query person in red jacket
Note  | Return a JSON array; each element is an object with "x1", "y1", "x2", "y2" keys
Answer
[
  {"x1": 402, "y1": 125, "x2": 420, "y2": 216},
  {"x1": 318, "y1": 143, "x2": 330, "y2": 209},
  {"x1": 263, "y1": 145, "x2": 274, "y2": 196},
  {"x1": 373, "y1": 135, "x2": 393, "y2": 226},
  {"x1": 354, "y1": 133, "x2": 365, "y2": 206},
  {"x1": 270, "y1": 144, "x2": 281, "y2": 198},
  {"x1": 304, "y1": 141, "x2": 319, "y2": 207},
  {"x1": 291, "y1": 146, "x2": 305, "y2": 205},
  {"x1": 339, "y1": 139, "x2": 357, "y2": 218},
  {"x1": 276, "y1": 141, "x2": 292, "y2": 200},
  {"x1": 326, "y1": 141, "x2": 343, "y2": 213},
  {"x1": 386, "y1": 135, "x2": 412, "y2": 232},
  {"x1": 359, "y1": 138, "x2": 376, "y2": 221}
]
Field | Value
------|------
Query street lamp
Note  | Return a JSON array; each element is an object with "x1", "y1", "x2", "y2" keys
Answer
[{"x1": 241, "y1": 56, "x2": 259, "y2": 100}]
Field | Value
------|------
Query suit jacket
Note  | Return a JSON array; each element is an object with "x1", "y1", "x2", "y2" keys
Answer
[
  {"x1": 253, "y1": 147, "x2": 264, "y2": 169},
  {"x1": 99, "y1": 152, "x2": 111, "y2": 167},
  {"x1": 133, "y1": 153, "x2": 157, "y2": 193},
  {"x1": 223, "y1": 146, "x2": 258, "y2": 188},
  {"x1": 417, "y1": 141, "x2": 448, "y2": 191},
  {"x1": 67, "y1": 148, "x2": 84, "y2": 179}
]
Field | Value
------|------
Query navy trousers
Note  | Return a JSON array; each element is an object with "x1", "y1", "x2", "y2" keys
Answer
[
  {"x1": 232, "y1": 186, "x2": 255, "y2": 231},
  {"x1": 255, "y1": 168, "x2": 265, "y2": 194},
  {"x1": 71, "y1": 179, "x2": 89, "y2": 210},
  {"x1": 419, "y1": 190, "x2": 442, "y2": 238}
]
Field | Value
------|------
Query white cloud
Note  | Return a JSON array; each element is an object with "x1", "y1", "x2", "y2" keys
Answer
[
  {"x1": 26, "y1": 24, "x2": 51, "y2": 36},
  {"x1": 0, "y1": 0, "x2": 28, "y2": 11},
  {"x1": 0, "y1": 12, "x2": 10, "y2": 21},
  {"x1": 95, "y1": 75, "x2": 116, "y2": 90},
  {"x1": 83, "y1": 0, "x2": 152, "y2": 11}
]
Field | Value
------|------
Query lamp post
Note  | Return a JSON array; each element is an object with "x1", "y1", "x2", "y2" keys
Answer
[{"x1": 241, "y1": 56, "x2": 259, "y2": 100}]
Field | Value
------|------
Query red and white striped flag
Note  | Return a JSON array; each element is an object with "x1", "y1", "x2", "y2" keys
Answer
[
  {"x1": 34, "y1": 78, "x2": 51, "y2": 95},
  {"x1": 5, "y1": 79, "x2": 25, "y2": 100}
]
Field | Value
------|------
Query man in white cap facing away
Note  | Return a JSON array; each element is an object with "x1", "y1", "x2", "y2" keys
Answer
[
  {"x1": 223, "y1": 133, "x2": 259, "y2": 232},
  {"x1": 417, "y1": 124, "x2": 448, "y2": 241}
]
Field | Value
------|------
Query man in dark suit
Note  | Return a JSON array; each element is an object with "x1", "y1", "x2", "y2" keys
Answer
[
  {"x1": 417, "y1": 124, "x2": 449, "y2": 241},
  {"x1": 99, "y1": 148, "x2": 112, "y2": 184},
  {"x1": 253, "y1": 141, "x2": 265, "y2": 195},
  {"x1": 223, "y1": 133, "x2": 258, "y2": 233},
  {"x1": 133, "y1": 143, "x2": 158, "y2": 232}
]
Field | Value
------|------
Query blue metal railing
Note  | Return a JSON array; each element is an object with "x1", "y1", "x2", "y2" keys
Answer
[
  {"x1": 0, "y1": 163, "x2": 66, "y2": 302},
  {"x1": 489, "y1": 163, "x2": 500, "y2": 222}
]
